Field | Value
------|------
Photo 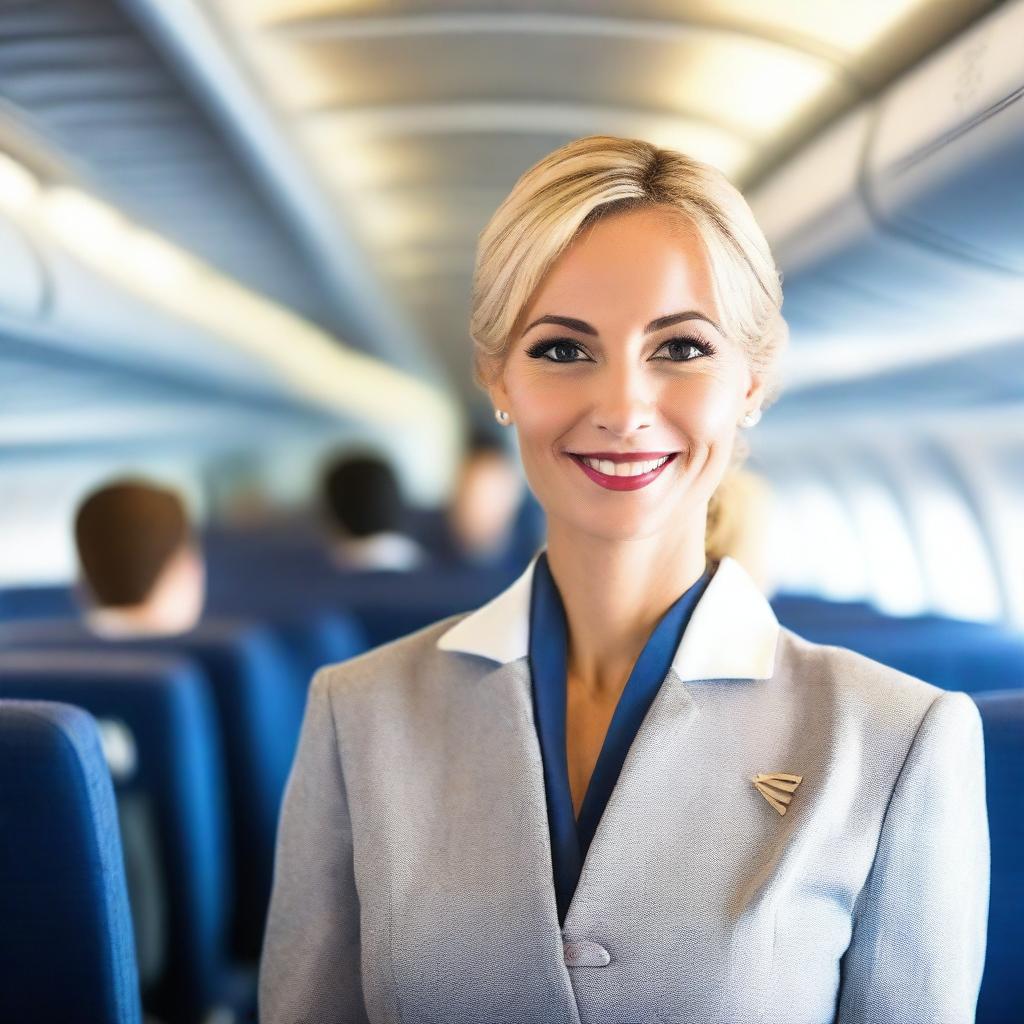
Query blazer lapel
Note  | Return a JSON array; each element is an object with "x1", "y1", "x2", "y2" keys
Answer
[
  {"x1": 453, "y1": 655, "x2": 584, "y2": 1021},
  {"x1": 560, "y1": 663, "x2": 703, "y2": 932},
  {"x1": 469, "y1": 655, "x2": 567, "y2": 927}
]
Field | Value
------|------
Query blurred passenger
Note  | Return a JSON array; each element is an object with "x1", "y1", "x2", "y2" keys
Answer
[
  {"x1": 444, "y1": 430, "x2": 536, "y2": 568},
  {"x1": 74, "y1": 477, "x2": 205, "y2": 637},
  {"x1": 704, "y1": 467, "x2": 777, "y2": 596},
  {"x1": 71, "y1": 476, "x2": 200, "y2": 988},
  {"x1": 319, "y1": 450, "x2": 427, "y2": 571}
]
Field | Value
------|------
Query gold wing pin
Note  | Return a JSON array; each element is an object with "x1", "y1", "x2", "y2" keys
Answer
[{"x1": 751, "y1": 772, "x2": 803, "y2": 815}]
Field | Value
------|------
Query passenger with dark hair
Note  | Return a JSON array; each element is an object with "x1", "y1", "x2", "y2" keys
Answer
[
  {"x1": 317, "y1": 449, "x2": 426, "y2": 571},
  {"x1": 74, "y1": 477, "x2": 205, "y2": 637}
]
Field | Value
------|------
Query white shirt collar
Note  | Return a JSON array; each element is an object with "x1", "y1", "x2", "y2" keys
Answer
[{"x1": 436, "y1": 549, "x2": 780, "y2": 681}]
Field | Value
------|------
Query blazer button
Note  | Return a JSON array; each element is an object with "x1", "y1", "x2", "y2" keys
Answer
[{"x1": 563, "y1": 939, "x2": 611, "y2": 967}]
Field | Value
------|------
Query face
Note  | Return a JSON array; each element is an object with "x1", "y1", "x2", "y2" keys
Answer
[{"x1": 488, "y1": 206, "x2": 763, "y2": 544}]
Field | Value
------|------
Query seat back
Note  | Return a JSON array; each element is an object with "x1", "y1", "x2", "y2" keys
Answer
[
  {"x1": 0, "y1": 699, "x2": 142, "y2": 1024},
  {"x1": 0, "y1": 584, "x2": 77, "y2": 621},
  {"x1": 0, "y1": 652, "x2": 230, "y2": 1023},
  {"x1": 0, "y1": 618, "x2": 304, "y2": 959},
  {"x1": 972, "y1": 689, "x2": 1024, "y2": 1024},
  {"x1": 773, "y1": 596, "x2": 1024, "y2": 693}
]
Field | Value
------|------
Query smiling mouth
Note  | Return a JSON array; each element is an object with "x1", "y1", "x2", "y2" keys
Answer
[{"x1": 567, "y1": 452, "x2": 678, "y2": 491}]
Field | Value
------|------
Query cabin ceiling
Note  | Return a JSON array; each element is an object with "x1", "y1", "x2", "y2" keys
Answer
[
  {"x1": 0, "y1": 0, "x2": 339, "y2": 331},
  {"x1": 204, "y1": 0, "x2": 997, "y2": 393},
  {"x1": 0, "y1": 0, "x2": 1010, "y2": 450}
]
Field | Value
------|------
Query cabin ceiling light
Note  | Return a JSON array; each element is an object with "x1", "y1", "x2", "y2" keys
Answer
[{"x1": 0, "y1": 153, "x2": 41, "y2": 213}]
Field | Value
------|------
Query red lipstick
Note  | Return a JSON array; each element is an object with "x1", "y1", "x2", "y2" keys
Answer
[{"x1": 567, "y1": 452, "x2": 677, "y2": 491}]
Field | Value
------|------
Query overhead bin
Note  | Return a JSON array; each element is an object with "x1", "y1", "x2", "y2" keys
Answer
[
  {"x1": 749, "y1": 0, "x2": 1024, "y2": 341},
  {"x1": 867, "y1": 0, "x2": 1024, "y2": 275}
]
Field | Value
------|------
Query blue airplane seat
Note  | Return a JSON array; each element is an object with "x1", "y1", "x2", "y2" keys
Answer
[
  {"x1": 0, "y1": 583, "x2": 77, "y2": 621},
  {"x1": 0, "y1": 577, "x2": 358, "y2": 709},
  {"x1": 271, "y1": 608, "x2": 369, "y2": 679},
  {"x1": 972, "y1": 688, "x2": 1024, "y2": 1024},
  {"x1": 866, "y1": 631, "x2": 1024, "y2": 693},
  {"x1": 0, "y1": 617, "x2": 306, "y2": 961},
  {"x1": 0, "y1": 651, "x2": 251, "y2": 1024},
  {"x1": 0, "y1": 699, "x2": 142, "y2": 1024},
  {"x1": 772, "y1": 596, "x2": 1024, "y2": 693},
  {"x1": 773, "y1": 593, "x2": 1010, "y2": 639},
  {"x1": 204, "y1": 554, "x2": 521, "y2": 653},
  {"x1": 799, "y1": 625, "x2": 1024, "y2": 693},
  {"x1": 328, "y1": 564, "x2": 523, "y2": 649},
  {"x1": 165, "y1": 621, "x2": 315, "y2": 959}
]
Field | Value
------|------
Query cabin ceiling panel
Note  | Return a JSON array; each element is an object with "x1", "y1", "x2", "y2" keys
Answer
[
  {"x1": 236, "y1": 0, "x2": 984, "y2": 70},
  {"x1": 209, "y1": 0, "x2": 998, "y2": 414},
  {"x1": 260, "y1": 30, "x2": 843, "y2": 148},
  {"x1": 305, "y1": 130, "x2": 568, "y2": 191}
]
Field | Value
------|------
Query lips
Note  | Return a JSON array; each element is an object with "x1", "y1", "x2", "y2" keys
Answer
[{"x1": 568, "y1": 452, "x2": 678, "y2": 491}]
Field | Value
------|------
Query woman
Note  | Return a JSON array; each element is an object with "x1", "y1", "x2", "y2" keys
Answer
[{"x1": 259, "y1": 136, "x2": 989, "y2": 1024}]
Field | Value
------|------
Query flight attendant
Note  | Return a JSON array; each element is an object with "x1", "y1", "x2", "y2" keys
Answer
[{"x1": 259, "y1": 135, "x2": 989, "y2": 1024}]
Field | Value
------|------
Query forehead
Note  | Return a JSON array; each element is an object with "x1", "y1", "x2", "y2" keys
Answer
[{"x1": 520, "y1": 207, "x2": 720, "y2": 330}]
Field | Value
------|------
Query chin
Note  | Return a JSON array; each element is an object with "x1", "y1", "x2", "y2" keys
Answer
[{"x1": 567, "y1": 510, "x2": 670, "y2": 544}]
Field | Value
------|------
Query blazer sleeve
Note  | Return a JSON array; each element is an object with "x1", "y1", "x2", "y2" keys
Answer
[
  {"x1": 835, "y1": 689, "x2": 990, "y2": 1024},
  {"x1": 258, "y1": 668, "x2": 370, "y2": 1024}
]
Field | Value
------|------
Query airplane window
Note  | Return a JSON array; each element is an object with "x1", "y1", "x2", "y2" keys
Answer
[
  {"x1": 782, "y1": 477, "x2": 868, "y2": 600},
  {"x1": 899, "y1": 452, "x2": 1003, "y2": 622},
  {"x1": 834, "y1": 463, "x2": 927, "y2": 616},
  {"x1": 0, "y1": 472, "x2": 81, "y2": 586},
  {"x1": 991, "y1": 443, "x2": 1024, "y2": 628}
]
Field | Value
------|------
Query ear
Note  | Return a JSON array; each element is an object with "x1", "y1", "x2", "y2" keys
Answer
[
  {"x1": 744, "y1": 368, "x2": 766, "y2": 409},
  {"x1": 486, "y1": 374, "x2": 512, "y2": 417}
]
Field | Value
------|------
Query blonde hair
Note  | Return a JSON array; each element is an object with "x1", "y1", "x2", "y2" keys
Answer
[
  {"x1": 703, "y1": 466, "x2": 775, "y2": 572},
  {"x1": 469, "y1": 134, "x2": 789, "y2": 537}
]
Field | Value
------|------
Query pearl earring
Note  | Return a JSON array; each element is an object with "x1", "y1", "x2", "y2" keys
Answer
[
  {"x1": 740, "y1": 408, "x2": 762, "y2": 428},
  {"x1": 494, "y1": 409, "x2": 511, "y2": 426}
]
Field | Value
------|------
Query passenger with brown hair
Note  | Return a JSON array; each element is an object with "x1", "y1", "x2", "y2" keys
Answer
[{"x1": 74, "y1": 477, "x2": 205, "y2": 637}]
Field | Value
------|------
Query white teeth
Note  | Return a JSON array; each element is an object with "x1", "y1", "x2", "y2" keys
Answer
[{"x1": 581, "y1": 455, "x2": 670, "y2": 477}]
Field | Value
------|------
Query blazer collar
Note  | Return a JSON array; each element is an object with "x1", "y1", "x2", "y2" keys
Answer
[{"x1": 436, "y1": 549, "x2": 780, "y2": 682}]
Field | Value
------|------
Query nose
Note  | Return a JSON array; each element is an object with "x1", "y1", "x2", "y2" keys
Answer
[{"x1": 590, "y1": 361, "x2": 654, "y2": 437}]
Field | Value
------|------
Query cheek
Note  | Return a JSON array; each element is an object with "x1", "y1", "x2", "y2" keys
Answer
[
  {"x1": 505, "y1": 370, "x2": 573, "y2": 446},
  {"x1": 668, "y1": 377, "x2": 738, "y2": 440}
]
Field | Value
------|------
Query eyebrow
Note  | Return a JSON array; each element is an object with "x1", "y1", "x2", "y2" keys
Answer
[{"x1": 520, "y1": 310, "x2": 721, "y2": 337}]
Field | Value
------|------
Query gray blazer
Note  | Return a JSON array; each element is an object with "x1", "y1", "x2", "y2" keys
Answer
[{"x1": 259, "y1": 554, "x2": 990, "y2": 1024}]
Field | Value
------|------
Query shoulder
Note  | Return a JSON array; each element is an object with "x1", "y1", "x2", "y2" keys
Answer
[{"x1": 772, "y1": 624, "x2": 981, "y2": 745}]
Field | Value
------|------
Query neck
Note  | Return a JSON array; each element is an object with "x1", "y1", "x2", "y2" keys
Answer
[
  {"x1": 84, "y1": 593, "x2": 197, "y2": 638},
  {"x1": 544, "y1": 519, "x2": 709, "y2": 703}
]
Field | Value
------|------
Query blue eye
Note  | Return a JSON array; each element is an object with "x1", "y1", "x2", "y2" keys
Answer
[
  {"x1": 654, "y1": 337, "x2": 716, "y2": 361},
  {"x1": 525, "y1": 339, "x2": 589, "y2": 362}
]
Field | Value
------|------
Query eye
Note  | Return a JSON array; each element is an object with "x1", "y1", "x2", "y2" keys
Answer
[
  {"x1": 653, "y1": 336, "x2": 717, "y2": 362},
  {"x1": 525, "y1": 338, "x2": 591, "y2": 363}
]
